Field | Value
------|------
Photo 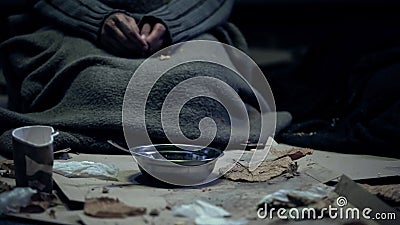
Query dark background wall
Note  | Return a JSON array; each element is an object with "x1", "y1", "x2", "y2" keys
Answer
[
  {"x1": 0, "y1": 0, "x2": 28, "y2": 41},
  {"x1": 230, "y1": 0, "x2": 400, "y2": 66}
]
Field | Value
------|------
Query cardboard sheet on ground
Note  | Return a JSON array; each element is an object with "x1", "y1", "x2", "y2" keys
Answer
[
  {"x1": 85, "y1": 187, "x2": 168, "y2": 209},
  {"x1": 311, "y1": 150, "x2": 400, "y2": 180},
  {"x1": 275, "y1": 144, "x2": 400, "y2": 181},
  {"x1": 79, "y1": 209, "x2": 191, "y2": 225},
  {"x1": 6, "y1": 149, "x2": 321, "y2": 225},
  {"x1": 53, "y1": 152, "x2": 235, "y2": 203},
  {"x1": 300, "y1": 161, "x2": 342, "y2": 183},
  {"x1": 334, "y1": 176, "x2": 399, "y2": 225},
  {"x1": 51, "y1": 145, "x2": 400, "y2": 225},
  {"x1": 35, "y1": 144, "x2": 400, "y2": 206},
  {"x1": 7, "y1": 207, "x2": 81, "y2": 225},
  {"x1": 79, "y1": 188, "x2": 171, "y2": 225}
]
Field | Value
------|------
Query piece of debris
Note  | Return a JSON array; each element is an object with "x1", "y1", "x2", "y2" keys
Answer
[
  {"x1": 53, "y1": 161, "x2": 119, "y2": 181},
  {"x1": 241, "y1": 141, "x2": 265, "y2": 151},
  {"x1": 285, "y1": 161, "x2": 300, "y2": 178},
  {"x1": 48, "y1": 209, "x2": 56, "y2": 219},
  {"x1": 173, "y1": 200, "x2": 230, "y2": 218},
  {"x1": 20, "y1": 200, "x2": 50, "y2": 213},
  {"x1": 258, "y1": 185, "x2": 334, "y2": 209},
  {"x1": 270, "y1": 147, "x2": 313, "y2": 160},
  {"x1": 102, "y1": 187, "x2": 109, "y2": 194},
  {"x1": 149, "y1": 208, "x2": 160, "y2": 216},
  {"x1": 293, "y1": 132, "x2": 316, "y2": 137},
  {"x1": 0, "y1": 187, "x2": 37, "y2": 214},
  {"x1": 84, "y1": 197, "x2": 146, "y2": 218},
  {"x1": 195, "y1": 216, "x2": 248, "y2": 225},
  {"x1": 221, "y1": 156, "x2": 295, "y2": 182},
  {"x1": 0, "y1": 160, "x2": 15, "y2": 178},
  {"x1": 0, "y1": 181, "x2": 13, "y2": 194},
  {"x1": 53, "y1": 148, "x2": 72, "y2": 160},
  {"x1": 159, "y1": 54, "x2": 171, "y2": 60},
  {"x1": 173, "y1": 200, "x2": 247, "y2": 225},
  {"x1": 20, "y1": 192, "x2": 58, "y2": 213},
  {"x1": 360, "y1": 184, "x2": 400, "y2": 204}
]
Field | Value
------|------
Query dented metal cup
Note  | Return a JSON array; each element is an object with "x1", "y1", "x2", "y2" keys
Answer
[{"x1": 12, "y1": 125, "x2": 58, "y2": 193}]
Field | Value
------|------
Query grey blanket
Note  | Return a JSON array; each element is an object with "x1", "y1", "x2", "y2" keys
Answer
[{"x1": 0, "y1": 22, "x2": 290, "y2": 158}]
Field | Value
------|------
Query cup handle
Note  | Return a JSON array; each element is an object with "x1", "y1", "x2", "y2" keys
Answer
[{"x1": 52, "y1": 131, "x2": 59, "y2": 137}]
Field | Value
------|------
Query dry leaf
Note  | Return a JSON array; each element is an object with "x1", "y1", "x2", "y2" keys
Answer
[
  {"x1": 84, "y1": 197, "x2": 146, "y2": 218},
  {"x1": 221, "y1": 156, "x2": 295, "y2": 182},
  {"x1": 20, "y1": 192, "x2": 58, "y2": 213},
  {"x1": 360, "y1": 184, "x2": 400, "y2": 203},
  {"x1": 270, "y1": 147, "x2": 313, "y2": 160}
]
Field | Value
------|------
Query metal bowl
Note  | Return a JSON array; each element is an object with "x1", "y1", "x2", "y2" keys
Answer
[{"x1": 130, "y1": 144, "x2": 223, "y2": 185}]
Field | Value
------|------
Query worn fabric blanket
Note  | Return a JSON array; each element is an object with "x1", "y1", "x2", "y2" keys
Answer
[{"x1": 0, "y1": 21, "x2": 290, "y2": 158}]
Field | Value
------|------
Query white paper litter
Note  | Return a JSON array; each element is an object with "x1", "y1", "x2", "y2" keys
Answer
[
  {"x1": 195, "y1": 216, "x2": 248, "y2": 225},
  {"x1": 0, "y1": 187, "x2": 37, "y2": 214},
  {"x1": 258, "y1": 185, "x2": 334, "y2": 206},
  {"x1": 173, "y1": 200, "x2": 230, "y2": 218},
  {"x1": 172, "y1": 200, "x2": 248, "y2": 225},
  {"x1": 53, "y1": 161, "x2": 119, "y2": 181}
]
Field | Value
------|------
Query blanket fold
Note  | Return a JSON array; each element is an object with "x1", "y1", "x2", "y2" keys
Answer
[{"x1": 0, "y1": 21, "x2": 290, "y2": 158}]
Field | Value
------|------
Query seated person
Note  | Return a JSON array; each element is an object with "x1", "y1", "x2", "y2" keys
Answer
[
  {"x1": 0, "y1": 0, "x2": 278, "y2": 157},
  {"x1": 31, "y1": 0, "x2": 235, "y2": 57}
]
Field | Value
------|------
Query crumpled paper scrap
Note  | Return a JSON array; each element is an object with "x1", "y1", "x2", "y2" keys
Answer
[
  {"x1": 53, "y1": 161, "x2": 118, "y2": 181},
  {"x1": 360, "y1": 184, "x2": 400, "y2": 203},
  {"x1": 258, "y1": 185, "x2": 334, "y2": 208},
  {"x1": 195, "y1": 217, "x2": 248, "y2": 225},
  {"x1": 221, "y1": 156, "x2": 295, "y2": 182},
  {"x1": 173, "y1": 200, "x2": 247, "y2": 225},
  {"x1": 270, "y1": 147, "x2": 313, "y2": 160},
  {"x1": 0, "y1": 187, "x2": 37, "y2": 214}
]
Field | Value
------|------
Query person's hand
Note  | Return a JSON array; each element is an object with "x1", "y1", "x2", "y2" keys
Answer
[
  {"x1": 100, "y1": 12, "x2": 148, "y2": 56},
  {"x1": 140, "y1": 23, "x2": 168, "y2": 54}
]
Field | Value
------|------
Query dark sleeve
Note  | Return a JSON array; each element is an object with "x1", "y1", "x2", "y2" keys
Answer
[
  {"x1": 32, "y1": 0, "x2": 138, "y2": 42},
  {"x1": 140, "y1": 0, "x2": 235, "y2": 43}
]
